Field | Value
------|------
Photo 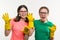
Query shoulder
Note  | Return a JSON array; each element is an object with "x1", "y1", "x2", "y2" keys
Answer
[
  {"x1": 34, "y1": 19, "x2": 40, "y2": 25},
  {"x1": 34, "y1": 19, "x2": 39, "y2": 22},
  {"x1": 10, "y1": 18, "x2": 15, "y2": 23},
  {"x1": 47, "y1": 21, "x2": 55, "y2": 26}
]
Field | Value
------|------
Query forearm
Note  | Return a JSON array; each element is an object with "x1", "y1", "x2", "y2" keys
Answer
[
  {"x1": 29, "y1": 28, "x2": 34, "y2": 36},
  {"x1": 24, "y1": 34, "x2": 29, "y2": 40},
  {"x1": 5, "y1": 29, "x2": 11, "y2": 36}
]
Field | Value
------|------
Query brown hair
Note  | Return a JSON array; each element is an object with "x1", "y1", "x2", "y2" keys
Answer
[
  {"x1": 14, "y1": 5, "x2": 29, "y2": 23},
  {"x1": 39, "y1": 6, "x2": 49, "y2": 13}
]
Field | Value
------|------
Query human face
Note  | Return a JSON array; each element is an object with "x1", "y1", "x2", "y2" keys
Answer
[
  {"x1": 19, "y1": 7, "x2": 28, "y2": 19},
  {"x1": 39, "y1": 8, "x2": 49, "y2": 22}
]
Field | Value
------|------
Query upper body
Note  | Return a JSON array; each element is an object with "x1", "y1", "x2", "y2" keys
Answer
[
  {"x1": 4, "y1": 5, "x2": 29, "y2": 40},
  {"x1": 34, "y1": 19, "x2": 56, "y2": 40},
  {"x1": 29, "y1": 6, "x2": 56, "y2": 40},
  {"x1": 10, "y1": 18, "x2": 28, "y2": 40}
]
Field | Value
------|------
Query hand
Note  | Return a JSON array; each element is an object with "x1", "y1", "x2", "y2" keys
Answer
[
  {"x1": 24, "y1": 27, "x2": 29, "y2": 35},
  {"x1": 49, "y1": 25, "x2": 56, "y2": 32},
  {"x1": 27, "y1": 13, "x2": 34, "y2": 29},
  {"x1": 27, "y1": 13, "x2": 34, "y2": 21},
  {"x1": 48, "y1": 25, "x2": 56, "y2": 40},
  {"x1": 2, "y1": 12, "x2": 10, "y2": 22},
  {"x1": 2, "y1": 12, "x2": 11, "y2": 30}
]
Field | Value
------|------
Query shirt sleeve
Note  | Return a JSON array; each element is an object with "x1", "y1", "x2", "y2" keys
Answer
[{"x1": 10, "y1": 19, "x2": 14, "y2": 29}]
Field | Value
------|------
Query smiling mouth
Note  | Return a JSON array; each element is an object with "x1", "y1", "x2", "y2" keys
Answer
[
  {"x1": 22, "y1": 14, "x2": 26, "y2": 16},
  {"x1": 41, "y1": 17, "x2": 45, "y2": 19}
]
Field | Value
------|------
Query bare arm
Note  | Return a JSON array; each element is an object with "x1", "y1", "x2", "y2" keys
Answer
[
  {"x1": 5, "y1": 29, "x2": 11, "y2": 36},
  {"x1": 2, "y1": 13, "x2": 12, "y2": 36},
  {"x1": 29, "y1": 27, "x2": 34, "y2": 36}
]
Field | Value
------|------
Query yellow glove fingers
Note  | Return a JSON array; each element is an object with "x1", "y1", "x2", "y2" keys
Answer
[
  {"x1": 27, "y1": 13, "x2": 34, "y2": 21},
  {"x1": 2, "y1": 14, "x2": 6, "y2": 19},
  {"x1": 6, "y1": 13, "x2": 9, "y2": 17},
  {"x1": 2, "y1": 13, "x2": 10, "y2": 21},
  {"x1": 2, "y1": 14, "x2": 4, "y2": 19},
  {"x1": 27, "y1": 13, "x2": 32, "y2": 17},
  {"x1": 50, "y1": 26, "x2": 56, "y2": 32},
  {"x1": 2, "y1": 12, "x2": 11, "y2": 30},
  {"x1": 49, "y1": 25, "x2": 56, "y2": 32},
  {"x1": 27, "y1": 13, "x2": 34, "y2": 29},
  {"x1": 5, "y1": 13, "x2": 9, "y2": 19}
]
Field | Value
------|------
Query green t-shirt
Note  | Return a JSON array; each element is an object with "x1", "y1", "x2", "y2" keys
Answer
[{"x1": 34, "y1": 19, "x2": 54, "y2": 40}]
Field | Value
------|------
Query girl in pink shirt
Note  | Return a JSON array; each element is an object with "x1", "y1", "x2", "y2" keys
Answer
[{"x1": 5, "y1": 5, "x2": 29, "y2": 40}]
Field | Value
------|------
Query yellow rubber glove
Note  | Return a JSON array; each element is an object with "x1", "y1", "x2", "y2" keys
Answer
[
  {"x1": 24, "y1": 13, "x2": 34, "y2": 35},
  {"x1": 49, "y1": 25, "x2": 56, "y2": 39},
  {"x1": 27, "y1": 13, "x2": 34, "y2": 29},
  {"x1": 24, "y1": 27, "x2": 29, "y2": 35},
  {"x1": 2, "y1": 13, "x2": 11, "y2": 30}
]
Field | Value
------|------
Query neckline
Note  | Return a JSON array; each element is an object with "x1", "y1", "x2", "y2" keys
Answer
[{"x1": 39, "y1": 19, "x2": 48, "y2": 24}]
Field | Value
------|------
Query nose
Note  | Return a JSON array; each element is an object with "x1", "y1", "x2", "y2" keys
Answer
[{"x1": 42, "y1": 13, "x2": 45, "y2": 16}]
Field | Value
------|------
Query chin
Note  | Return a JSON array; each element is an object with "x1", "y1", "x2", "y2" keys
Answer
[
  {"x1": 22, "y1": 17, "x2": 26, "y2": 19},
  {"x1": 21, "y1": 16, "x2": 26, "y2": 18},
  {"x1": 41, "y1": 19, "x2": 46, "y2": 22}
]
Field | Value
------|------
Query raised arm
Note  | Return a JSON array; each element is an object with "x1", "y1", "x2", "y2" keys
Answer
[{"x1": 2, "y1": 13, "x2": 11, "y2": 36}]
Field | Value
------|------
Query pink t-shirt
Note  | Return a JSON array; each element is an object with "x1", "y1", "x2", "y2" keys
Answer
[{"x1": 10, "y1": 19, "x2": 28, "y2": 40}]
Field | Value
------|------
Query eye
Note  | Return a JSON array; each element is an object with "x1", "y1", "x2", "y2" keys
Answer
[
  {"x1": 20, "y1": 11, "x2": 27, "y2": 12},
  {"x1": 40, "y1": 12, "x2": 48, "y2": 14}
]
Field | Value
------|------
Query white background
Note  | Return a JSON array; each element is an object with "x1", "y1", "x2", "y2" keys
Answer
[{"x1": 0, "y1": 0, "x2": 60, "y2": 40}]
